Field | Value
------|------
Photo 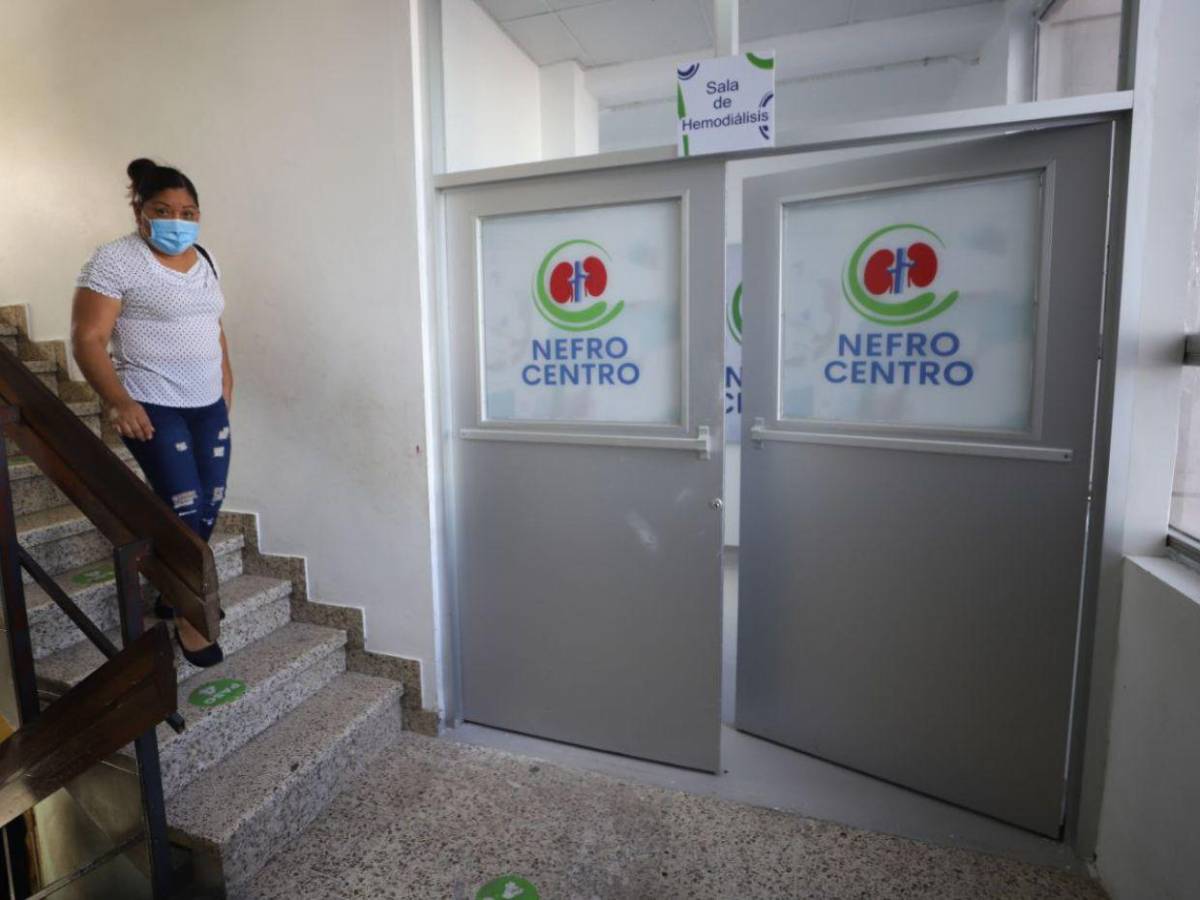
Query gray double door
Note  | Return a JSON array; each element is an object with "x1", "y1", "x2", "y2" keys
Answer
[
  {"x1": 736, "y1": 124, "x2": 1114, "y2": 836},
  {"x1": 445, "y1": 124, "x2": 1113, "y2": 832}
]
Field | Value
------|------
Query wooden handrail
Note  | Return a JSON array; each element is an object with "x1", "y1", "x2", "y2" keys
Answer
[
  {"x1": 0, "y1": 345, "x2": 219, "y2": 640},
  {"x1": 0, "y1": 625, "x2": 176, "y2": 828}
]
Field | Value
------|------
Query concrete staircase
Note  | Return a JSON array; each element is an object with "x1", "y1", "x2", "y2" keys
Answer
[{"x1": 1, "y1": 318, "x2": 406, "y2": 898}]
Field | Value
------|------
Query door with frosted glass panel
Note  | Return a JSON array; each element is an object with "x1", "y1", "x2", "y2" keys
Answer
[
  {"x1": 444, "y1": 160, "x2": 725, "y2": 771},
  {"x1": 737, "y1": 125, "x2": 1114, "y2": 835}
]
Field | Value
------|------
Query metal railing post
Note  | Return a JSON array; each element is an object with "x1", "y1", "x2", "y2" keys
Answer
[
  {"x1": 113, "y1": 540, "x2": 173, "y2": 900},
  {"x1": 0, "y1": 351, "x2": 210, "y2": 898},
  {"x1": 0, "y1": 405, "x2": 35, "y2": 899},
  {"x1": 0, "y1": 407, "x2": 39, "y2": 725}
]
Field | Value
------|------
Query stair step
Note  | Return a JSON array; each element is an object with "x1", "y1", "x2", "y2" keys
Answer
[
  {"x1": 21, "y1": 359, "x2": 58, "y2": 395},
  {"x1": 17, "y1": 501, "x2": 180, "y2": 584},
  {"x1": 17, "y1": 504, "x2": 95, "y2": 547},
  {"x1": 150, "y1": 622, "x2": 348, "y2": 797},
  {"x1": 5, "y1": 400, "x2": 101, "y2": 455},
  {"x1": 27, "y1": 530, "x2": 246, "y2": 660},
  {"x1": 66, "y1": 399, "x2": 100, "y2": 417},
  {"x1": 20, "y1": 505, "x2": 243, "y2": 588},
  {"x1": 3, "y1": 398, "x2": 99, "y2": 422},
  {"x1": 17, "y1": 505, "x2": 107, "y2": 578},
  {"x1": 11, "y1": 445, "x2": 142, "y2": 517},
  {"x1": 9, "y1": 442, "x2": 133, "y2": 479},
  {"x1": 169, "y1": 673, "x2": 403, "y2": 897},
  {"x1": 35, "y1": 574, "x2": 291, "y2": 688}
]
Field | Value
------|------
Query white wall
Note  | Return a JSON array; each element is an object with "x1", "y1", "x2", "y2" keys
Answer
[
  {"x1": 947, "y1": 0, "x2": 1012, "y2": 108},
  {"x1": 1094, "y1": 557, "x2": 1200, "y2": 899},
  {"x1": 1036, "y1": 0, "x2": 1122, "y2": 100},
  {"x1": 0, "y1": 0, "x2": 441, "y2": 706},
  {"x1": 440, "y1": 0, "x2": 542, "y2": 171},
  {"x1": 540, "y1": 61, "x2": 599, "y2": 160}
]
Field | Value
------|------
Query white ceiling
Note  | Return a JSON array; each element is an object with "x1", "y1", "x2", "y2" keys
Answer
[{"x1": 476, "y1": 0, "x2": 999, "y2": 68}]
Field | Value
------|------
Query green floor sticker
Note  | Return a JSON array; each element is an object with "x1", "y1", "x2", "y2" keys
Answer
[
  {"x1": 476, "y1": 876, "x2": 539, "y2": 900},
  {"x1": 188, "y1": 678, "x2": 246, "y2": 709},
  {"x1": 70, "y1": 562, "x2": 114, "y2": 587}
]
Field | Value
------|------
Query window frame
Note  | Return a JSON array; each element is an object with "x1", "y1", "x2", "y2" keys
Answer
[{"x1": 1167, "y1": 333, "x2": 1200, "y2": 562}]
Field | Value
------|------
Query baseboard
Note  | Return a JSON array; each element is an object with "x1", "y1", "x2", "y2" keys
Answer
[{"x1": 216, "y1": 510, "x2": 439, "y2": 736}]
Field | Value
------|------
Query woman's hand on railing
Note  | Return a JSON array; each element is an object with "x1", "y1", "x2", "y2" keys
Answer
[{"x1": 108, "y1": 398, "x2": 155, "y2": 441}]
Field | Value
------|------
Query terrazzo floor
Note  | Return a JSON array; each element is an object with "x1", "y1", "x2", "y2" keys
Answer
[{"x1": 242, "y1": 733, "x2": 1108, "y2": 900}]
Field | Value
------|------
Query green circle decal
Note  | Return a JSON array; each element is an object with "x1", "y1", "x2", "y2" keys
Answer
[
  {"x1": 188, "y1": 678, "x2": 246, "y2": 708},
  {"x1": 71, "y1": 562, "x2": 114, "y2": 587},
  {"x1": 727, "y1": 281, "x2": 743, "y2": 344},
  {"x1": 842, "y1": 223, "x2": 960, "y2": 326},
  {"x1": 476, "y1": 875, "x2": 539, "y2": 900}
]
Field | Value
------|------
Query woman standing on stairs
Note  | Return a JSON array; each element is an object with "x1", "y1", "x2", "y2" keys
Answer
[{"x1": 70, "y1": 158, "x2": 232, "y2": 668}]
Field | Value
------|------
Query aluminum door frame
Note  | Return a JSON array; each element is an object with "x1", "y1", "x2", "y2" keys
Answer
[
  {"x1": 443, "y1": 159, "x2": 726, "y2": 772},
  {"x1": 736, "y1": 124, "x2": 1115, "y2": 835}
]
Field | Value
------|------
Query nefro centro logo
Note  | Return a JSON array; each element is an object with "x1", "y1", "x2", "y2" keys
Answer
[
  {"x1": 842, "y1": 224, "x2": 959, "y2": 326},
  {"x1": 533, "y1": 239, "x2": 624, "y2": 332}
]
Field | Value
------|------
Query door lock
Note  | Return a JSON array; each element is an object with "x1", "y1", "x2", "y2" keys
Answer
[{"x1": 710, "y1": 498, "x2": 724, "y2": 510}]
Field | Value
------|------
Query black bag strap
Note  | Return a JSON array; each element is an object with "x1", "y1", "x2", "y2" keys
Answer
[{"x1": 195, "y1": 243, "x2": 218, "y2": 280}]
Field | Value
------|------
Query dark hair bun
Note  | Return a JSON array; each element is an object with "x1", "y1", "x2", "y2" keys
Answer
[
  {"x1": 125, "y1": 158, "x2": 199, "y2": 206},
  {"x1": 127, "y1": 158, "x2": 157, "y2": 183}
]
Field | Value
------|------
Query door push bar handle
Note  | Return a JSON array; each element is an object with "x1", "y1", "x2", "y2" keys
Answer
[
  {"x1": 750, "y1": 418, "x2": 1073, "y2": 463},
  {"x1": 460, "y1": 425, "x2": 712, "y2": 459}
]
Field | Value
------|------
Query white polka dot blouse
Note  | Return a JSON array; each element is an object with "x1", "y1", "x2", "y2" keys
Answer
[{"x1": 77, "y1": 233, "x2": 225, "y2": 408}]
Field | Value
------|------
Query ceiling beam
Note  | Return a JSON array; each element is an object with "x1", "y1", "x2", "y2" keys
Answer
[{"x1": 713, "y1": 0, "x2": 738, "y2": 56}]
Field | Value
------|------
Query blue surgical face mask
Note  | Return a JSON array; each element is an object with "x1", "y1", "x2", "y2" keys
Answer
[{"x1": 145, "y1": 217, "x2": 199, "y2": 255}]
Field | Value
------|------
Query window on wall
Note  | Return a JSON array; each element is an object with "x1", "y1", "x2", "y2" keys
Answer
[{"x1": 1169, "y1": 197, "x2": 1200, "y2": 551}]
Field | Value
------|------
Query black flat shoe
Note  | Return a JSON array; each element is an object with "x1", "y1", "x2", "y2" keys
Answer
[
  {"x1": 155, "y1": 596, "x2": 224, "y2": 620},
  {"x1": 174, "y1": 626, "x2": 224, "y2": 668}
]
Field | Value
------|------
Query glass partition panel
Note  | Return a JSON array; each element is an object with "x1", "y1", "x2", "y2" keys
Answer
[
  {"x1": 29, "y1": 759, "x2": 156, "y2": 900},
  {"x1": 778, "y1": 171, "x2": 1044, "y2": 433},
  {"x1": 479, "y1": 199, "x2": 683, "y2": 425}
]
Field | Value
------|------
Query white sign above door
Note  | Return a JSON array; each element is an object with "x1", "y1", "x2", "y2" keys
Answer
[{"x1": 676, "y1": 52, "x2": 776, "y2": 157}]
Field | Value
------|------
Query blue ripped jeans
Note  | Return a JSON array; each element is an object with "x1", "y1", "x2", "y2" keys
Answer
[{"x1": 123, "y1": 399, "x2": 231, "y2": 541}]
